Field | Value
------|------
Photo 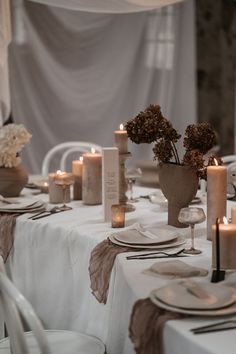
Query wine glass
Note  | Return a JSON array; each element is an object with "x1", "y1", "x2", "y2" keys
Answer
[
  {"x1": 54, "y1": 173, "x2": 74, "y2": 211},
  {"x1": 125, "y1": 168, "x2": 142, "y2": 203},
  {"x1": 178, "y1": 207, "x2": 206, "y2": 255}
]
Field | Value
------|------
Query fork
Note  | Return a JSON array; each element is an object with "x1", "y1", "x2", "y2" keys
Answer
[
  {"x1": 126, "y1": 248, "x2": 185, "y2": 260},
  {"x1": 190, "y1": 320, "x2": 236, "y2": 334},
  {"x1": 28, "y1": 207, "x2": 61, "y2": 220}
]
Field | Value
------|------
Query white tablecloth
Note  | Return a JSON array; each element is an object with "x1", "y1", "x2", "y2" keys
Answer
[{"x1": 7, "y1": 186, "x2": 236, "y2": 354}]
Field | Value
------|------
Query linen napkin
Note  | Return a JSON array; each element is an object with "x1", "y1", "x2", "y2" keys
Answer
[
  {"x1": 89, "y1": 238, "x2": 142, "y2": 304},
  {"x1": 129, "y1": 298, "x2": 186, "y2": 354},
  {"x1": 0, "y1": 213, "x2": 19, "y2": 262},
  {"x1": 144, "y1": 260, "x2": 208, "y2": 278}
]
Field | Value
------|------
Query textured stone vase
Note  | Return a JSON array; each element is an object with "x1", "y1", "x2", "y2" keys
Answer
[
  {"x1": 158, "y1": 163, "x2": 199, "y2": 228},
  {"x1": 0, "y1": 165, "x2": 28, "y2": 197}
]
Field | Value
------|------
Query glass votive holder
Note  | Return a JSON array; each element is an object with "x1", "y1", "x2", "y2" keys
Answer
[{"x1": 111, "y1": 204, "x2": 125, "y2": 228}]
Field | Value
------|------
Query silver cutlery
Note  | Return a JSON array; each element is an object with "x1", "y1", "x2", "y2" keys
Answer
[
  {"x1": 29, "y1": 207, "x2": 62, "y2": 220},
  {"x1": 126, "y1": 248, "x2": 185, "y2": 260},
  {"x1": 190, "y1": 320, "x2": 236, "y2": 334}
]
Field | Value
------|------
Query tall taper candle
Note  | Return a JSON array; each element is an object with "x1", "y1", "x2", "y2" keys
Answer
[
  {"x1": 114, "y1": 124, "x2": 128, "y2": 154},
  {"x1": 82, "y1": 149, "x2": 102, "y2": 205},
  {"x1": 207, "y1": 163, "x2": 227, "y2": 240}
]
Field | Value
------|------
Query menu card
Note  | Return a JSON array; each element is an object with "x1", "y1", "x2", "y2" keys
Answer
[{"x1": 102, "y1": 148, "x2": 119, "y2": 222}]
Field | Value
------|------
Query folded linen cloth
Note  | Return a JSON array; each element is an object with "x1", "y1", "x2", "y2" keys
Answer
[
  {"x1": 0, "y1": 213, "x2": 19, "y2": 262},
  {"x1": 144, "y1": 260, "x2": 208, "y2": 278},
  {"x1": 129, "y1": 298, "x2": 186, "y2": 354},
  {"x1": 89, "y1": 238, "x2": 142, "y2": 304}
]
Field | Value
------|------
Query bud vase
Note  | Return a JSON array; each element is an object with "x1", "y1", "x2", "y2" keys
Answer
[
  {"x1": 158, "y1": 162, "x2": 199, "y2": 228},
  {"x1": 0, "y1": 165, "x2": 28, "y2": 197}
]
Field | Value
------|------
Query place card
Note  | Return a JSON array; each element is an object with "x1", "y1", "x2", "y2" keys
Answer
[
  {"x1": 72, "y1": 156, "x2": 83, "y2": 200},
  {"x1": 102, "y1": 147, "x2": 119, "y2": 221}
]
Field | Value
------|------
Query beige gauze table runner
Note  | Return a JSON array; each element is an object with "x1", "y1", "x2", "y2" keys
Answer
[
  {"x1": 129, "y1": 298, "x2": 187, "y2": 354},
  {"x1": 89, "y1": 238, "x2": 143, "y2": 304},
  {"x1": 0, "y1": 213, "x2": 19, "y2": 262}
]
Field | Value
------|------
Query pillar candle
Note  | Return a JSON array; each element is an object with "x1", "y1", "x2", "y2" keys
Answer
[
  {"x1": 114, "y1": 124, "x2": 128, "y2": 154},
  {"x1": 212, "y1": 220, "x2": 236, "y2": 269},
  {"x1": 207, "y1": 164, "x2": 227, "y2": 240},
  {"x1": 231, "y1": 206, "x2": 236, "y2": 224},
  {"x1": 82, "y1": 149, "x2": 102, "y2": 205},
  {"x1": 48, "y1": 171, "x2": 71, "y2": 204},
  {"x1": 72, "y1": 157, "x2": 83, "y2": 200}
]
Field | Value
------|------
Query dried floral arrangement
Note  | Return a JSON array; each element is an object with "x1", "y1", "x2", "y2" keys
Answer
[
  {"x1": 125, "y1": 104, "x2": 218, "y2": 179},
  {"x1": 0, "y1": 124, "x2": 32, "y2": 168}
]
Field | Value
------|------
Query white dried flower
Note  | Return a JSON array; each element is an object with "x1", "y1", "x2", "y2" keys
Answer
[{"x1": 0, "y1": 124, "x2": 32, "y2": 168}]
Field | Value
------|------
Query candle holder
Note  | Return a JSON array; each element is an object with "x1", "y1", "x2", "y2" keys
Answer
[
  {"x1": 118, "y1": 152, "x2": 135, "y2": 212},
  {"x1": 111, "y1": 204, "x2": 125, "y2": 228},
  {"x1": 54, "y1": 173, "x2": 74, "y2": 211}
]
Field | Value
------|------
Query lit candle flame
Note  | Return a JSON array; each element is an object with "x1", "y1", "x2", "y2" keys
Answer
[
  {"x1": 223, "y1": 216, "x2": 228, "y2": 225},
  {"x1": 80, "y1": 156, "x2": 83, "y2": 162},
  {"x1": 213, "y1": 158, "x2": 218, "y2": 166},
  {"x1": 119, "y1": 124, "x2": 124, "y2": 131},
  {"x1": 43, "y1": 182, "x2": 48, "y2": 187},
  {"x1": 91, "y1": 148, "x2": 95, "y2": 154}
]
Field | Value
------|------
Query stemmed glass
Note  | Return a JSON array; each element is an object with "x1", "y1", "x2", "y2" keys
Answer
[
  {"x1": 54, "y1": 173, "x2": 74, "y2": 211},
  {"x1": 125, "y1": 168, "x2": 142, "y2": 203},
  {"x1": 178, "y1": 207, "x2": 206, "y2": 255}
]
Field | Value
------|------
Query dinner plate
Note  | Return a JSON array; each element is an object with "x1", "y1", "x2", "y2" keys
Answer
[
  {"x1": 153, "y1": 280, "x2": 236, "y2": 310},
  {"x1": 0, "y1": 198, "x2": 46, "y2": 213},
  {"x1": 150, "y1": 282, "x2": 236, "y2": 316},
  {"x1": 114, "y1": 228, "x2": 177, "y2": 245},
  {"x1": 109, "y1": 234, "x2": 186, "y2": 249}
]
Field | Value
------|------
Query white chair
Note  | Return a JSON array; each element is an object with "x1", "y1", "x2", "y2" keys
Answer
[
  {"x1": 221, "y1": 155, "x2": 236, "y2": 164},
  {"x1": 0, "y1": 257, "x2": 105, "y2": 354},
  {"x1": 41, "y1": 142, "x2": 102, "y2": 176}
]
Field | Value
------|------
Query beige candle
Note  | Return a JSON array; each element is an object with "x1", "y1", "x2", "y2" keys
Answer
[
  {"x1": 82, "y1": 149, "x2": 102, "y2": 205},
  {"x1": 111, "y1": 204, "x2": 125, "y2": 228},
  {"x1": 212, "y1": 219, "x2": 236, "y2": 269},
  {"x1": 48, "y1": 170, "x2": 71, "y2": 204},
  {"x1": 231, "y1": 206, "x2": 236, "y2": 224},
  {"x1": 72, "y1": 156, "x2": 83, "y2": 200},
  {"x1": 114, "y1": 124, "x2": 128, "y2": 154},
  {"x1": 207, "y1": 162, "x2": 227, "y2": 240}
]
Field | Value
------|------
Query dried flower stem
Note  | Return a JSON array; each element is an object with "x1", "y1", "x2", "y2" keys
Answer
[{"x1": 171, "y1": 141, "x2": 180, "y2": 164}]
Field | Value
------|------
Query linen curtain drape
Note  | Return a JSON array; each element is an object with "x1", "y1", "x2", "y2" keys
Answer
[
  {"x1": 0, "y1": 0, "x2": 11, "y2": 125},
  {"x1": 9, "y1": 0, "x2": 196, "y2": 174},
  {"x1": 27, "y1": 0, "x2": 184, "y2": 13}
]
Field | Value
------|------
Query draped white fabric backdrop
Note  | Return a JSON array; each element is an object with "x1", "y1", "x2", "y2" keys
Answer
[
  {"x1": 9, "y1": 0, "x2": 196, "y2": 174},
  {"x1": 0, "y1": 0, "x2": 11, "y2": 124}
]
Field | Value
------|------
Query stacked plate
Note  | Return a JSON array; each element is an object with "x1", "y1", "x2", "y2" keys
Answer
[
  {"x1": 0, "y1": 197, "x2": 46, "y2": 214},
  {"x1": 150, "y1": 279, "x2": 236, "y2": 316},
  {"x1": 109, "y1": 226, "x2": 186, "y2": 250}
]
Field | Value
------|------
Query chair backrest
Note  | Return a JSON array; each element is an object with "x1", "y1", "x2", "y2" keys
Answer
[
  {"x1": 0, "y1": 256, "x2": 52, "y2": 354},
  {"x1": 41, "y1": 142, "x2": 102, "y2": 177},
  {"x1": 221, "y1": 155, "x2": 236, "y2": 164}
]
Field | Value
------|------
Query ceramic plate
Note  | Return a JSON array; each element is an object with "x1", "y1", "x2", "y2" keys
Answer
[
  {"x1": 150, "y1": 281, "x2": 236, "y2": 314},
  {"x1": 109, "y1": 234, "x2": 186, "y2": 249},
  {"x1": 0, "y1": 198, "x2": 46, "y2": 213},
  {"x1": 114, "y1": 227, "x2": 177, "y2": 245}
]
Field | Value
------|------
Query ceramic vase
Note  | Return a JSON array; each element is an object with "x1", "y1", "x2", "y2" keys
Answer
[
  {"x1": 158, "y1": 162, "x2": 199, "y2": 228},
  {"x1": 0, "y1": 165, "x2": 28, "y2": 197}
]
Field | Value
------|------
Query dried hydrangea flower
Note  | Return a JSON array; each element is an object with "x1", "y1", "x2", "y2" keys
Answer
[
  {"x1": 153, "y1": 139, "x2": 173, "y2": 163},
  {"x1": 183, "y1": 122, "x2": 217, "y2": 154},
  {"x1": 0, "y1": 124, "x2": 32, "y2": 168}
]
